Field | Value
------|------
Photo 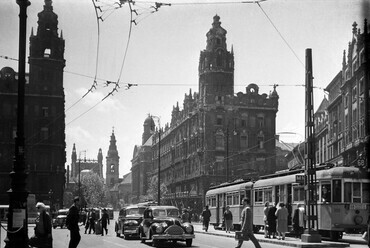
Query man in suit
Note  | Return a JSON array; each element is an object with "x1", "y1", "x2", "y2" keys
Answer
[{"x1": 66, "y1": 196, "x2": 81, "y2": 248}]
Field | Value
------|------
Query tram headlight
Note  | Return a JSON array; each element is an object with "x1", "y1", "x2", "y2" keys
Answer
[{"x1": 354, "y1": 215, "x2": 363, "y2": 225}]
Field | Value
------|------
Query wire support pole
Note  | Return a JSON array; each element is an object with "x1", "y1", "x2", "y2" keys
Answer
[
  {"x1": 302, "y1": 48, "x2": 321, "y2": 243},
  {"x1": 4, "y1": 1, "x2": 30, "y2": 247}
]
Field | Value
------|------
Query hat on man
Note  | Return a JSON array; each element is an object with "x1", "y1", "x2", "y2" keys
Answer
[
  {"x1": 74, "y1": 196, "x2": 79, "y2": 202},
  {"x1": 36, "y1": 202, "x2": 46, "y2": 210}
]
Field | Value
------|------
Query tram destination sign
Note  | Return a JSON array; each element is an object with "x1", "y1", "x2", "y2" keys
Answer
[{"x1": 295, "y1": 175, "x2": 305, "y2": 184}]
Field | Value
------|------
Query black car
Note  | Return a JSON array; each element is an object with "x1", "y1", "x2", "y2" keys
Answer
[
  {"x1": 115, "y1": 204, "x2": 147, "y2": 239},
  {"x1": 139, "y1": 205, "x2": 195, "y2": 247}
]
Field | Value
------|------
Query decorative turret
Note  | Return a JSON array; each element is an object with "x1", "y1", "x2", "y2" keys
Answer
[
  {"x1": 98, "y1": 148, "x2": 103, "y2": 177},
  {"x1": 142, "y1": 114, "x2": 155, "y2": 145},
  {"x1": 198, "y1": 15, "x2": 234, "y2": 104}
]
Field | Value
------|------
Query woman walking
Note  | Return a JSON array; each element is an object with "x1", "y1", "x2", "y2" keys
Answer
[
  {"x1": 223, "y1": 206, "x2": 233, "y2": 233},
  {"x1": 275, "y1": 202, "x2": 289, "y2": 240}
]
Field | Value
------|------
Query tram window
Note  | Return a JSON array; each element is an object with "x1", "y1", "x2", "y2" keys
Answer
[
  {"x1": 344, "y1": 182, "x2": 351, "y2": 202},
  {"x1": 353, "y1": 183, "x2": 361, "y2": 203},
  {"x1": 321, "y1": 182, "x2": 331, "y2": 203},
  {"x1": 211, "y1": 197, "x2": 216, "y2": 207},
  {"x1": 293, "y1": 187, "x2": 305, "y2": 202},
  {"x1": 226, "y1": 195, "x2": 232, "y2": 206},
  {"x1": 233, "y1": 194, "x2": 239, "y2": 205},
  {"x1": 363, "y1": 183, "x2": 370, "y2": 203},
  {"x1": 254, "y1": 189, "x2": 263, "y2": 203},
  {"x1": 264, "y1": 188, "x2": 272, "y2": 202},
  {"x1": 332, "y1": 180, "x2": 342, "y2": 202}
]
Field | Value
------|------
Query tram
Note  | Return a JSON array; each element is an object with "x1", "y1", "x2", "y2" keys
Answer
[{"x1": 205, "y1": 165, "x2": 369, "y2": 240}]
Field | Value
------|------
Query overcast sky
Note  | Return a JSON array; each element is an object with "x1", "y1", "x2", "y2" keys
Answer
[{"x1": 0, "y1": 0, "x2": 368, "y2": 177}]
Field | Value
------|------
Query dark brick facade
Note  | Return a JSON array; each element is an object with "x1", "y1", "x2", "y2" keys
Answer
[{"x1": 0, "y1": 1, "x2": 66, "y2": 208}]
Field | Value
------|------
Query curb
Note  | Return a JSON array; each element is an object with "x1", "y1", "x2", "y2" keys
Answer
[{"x1": 193, "y1": 228, "x2": 350, "y2": 248}]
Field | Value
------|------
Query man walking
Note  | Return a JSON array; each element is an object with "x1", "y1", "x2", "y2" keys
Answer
[
  {"x1": 201, "y1": 205, "x2": 211, "y2": 232},
  {"x1": 66, "y1": 196, "x2": 81, "y2": 248},
  {"x1": 235, "y1": 198, "x2": 262, "y2": 248}
]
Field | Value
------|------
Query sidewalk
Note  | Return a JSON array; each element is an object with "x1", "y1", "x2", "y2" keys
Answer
[{"x1": 192, "y1": 223, "x2": 350, "y2": 248}]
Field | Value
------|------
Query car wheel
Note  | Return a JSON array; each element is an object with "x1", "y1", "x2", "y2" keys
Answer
[{"x1": 186, "y1": 239, "x2": 193, "y2": 247}]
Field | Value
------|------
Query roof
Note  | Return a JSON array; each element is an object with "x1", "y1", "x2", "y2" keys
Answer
[{"x1": 121, "y1": 172, "x2": 132, "y2": 184}]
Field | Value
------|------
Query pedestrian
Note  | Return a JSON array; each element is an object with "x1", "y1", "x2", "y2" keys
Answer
[
  {"x1": 267, "y1": 202, "x2": 277, "y2": 238},
  {"x1": 223, "y1": 205, "x2": 233, "y2": 233},
  {"x1": 66, "y1": 196, "x2": 81, "y2": 248},
  {"x1": 88, "y1": 208, "x2": 96, "y2": 234},
  {"x1": 201, "y1": 205, "x2": 211, "y2": 232},
  {"x1": 263, "y1": 201, "x2": 269, "y2": 238},
  {"x1": 292, "y1": 203, "x2": 305, "y2": 238},
  {"x1": 29, "y1": 202, "x2": 53, "y2": 248},
  {"x1": 100, "y1": 208, "x2": 110, "y2": 236},
  {"x1": 182, "y1": 208, "x2": 190, "y2": 223},
  {"x1": 275, "y1": 202, "x2": 289, "y2": 240},
  {"x1": 84, "y1": 209, "x2": 90, "y2": 234},
  {"x1": 235, "y1": 198, "x2": 262, "y2": 248},
  {"x1": 187, "y1": 207, "x2": 193, "y2": 223}
]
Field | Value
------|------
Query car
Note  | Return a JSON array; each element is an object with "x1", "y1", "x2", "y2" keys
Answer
[
  {"x1": 139, "y1": 205, "x2": 195, "y2": 247},
  {"x1": 115, "y1": 204, "x2": 148, "y2": 239},
  {"x1": 52, "y1": 208, "x2": 69, "y2": 229}
]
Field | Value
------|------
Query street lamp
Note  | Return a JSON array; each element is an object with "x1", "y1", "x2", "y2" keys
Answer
[
  {"x1": 48, "y1": 189, "x2": 53, "y2": 211},
  {"x1": 5, "y1": 1, "x2": 30, "y2": 247},
  {"x1": 151, "y1": 116, "x2": 161, "y2": 206}
]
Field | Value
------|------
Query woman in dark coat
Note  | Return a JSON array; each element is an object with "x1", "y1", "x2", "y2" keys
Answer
[
  {"x1": 100, "y1": 208, "x2": 110, "y2": 236},
  {"x1": 267, "y1": 202, "x2": 277, "y2": 238}
]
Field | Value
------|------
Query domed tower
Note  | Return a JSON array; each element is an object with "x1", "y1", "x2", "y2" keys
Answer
[
  {"x1": 106, "y1": 129, "x2": 119, "y2": 187},
  {"x1": 142, "y1": 114, "x2": 155, "y2": 145},
  {"x1": 198, "y1": 15, "x2": 234, "y2": 104}
]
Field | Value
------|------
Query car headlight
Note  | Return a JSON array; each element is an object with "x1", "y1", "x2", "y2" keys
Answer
[
  {"x1": 152, "y1": 223, "x2": 164, "y2": 234},
  {"x1": 183, "y1": 223, "x2": 193, "y2": 233}
]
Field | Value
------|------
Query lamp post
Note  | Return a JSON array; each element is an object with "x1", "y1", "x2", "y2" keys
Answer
[
  {"x1": 4, "y1": 1, "x2": 30, "y2": 247},
  {"x1": 48, "y1": 189, "x2": 53, "y2": 211},
  {"x1": 151, "y1": 116, "x2": 161, "y2": 205}
]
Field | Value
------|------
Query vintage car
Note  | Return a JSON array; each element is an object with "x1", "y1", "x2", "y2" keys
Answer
[
  {"x1": 139, "y1": 205, "x2": 195, "y2": 247},
  {"x1": 52, "y1": 208, "x2": 69, "y2": 229},
  {"x1": 115, "y1": 204, "x2": 147, "y2": 239}
]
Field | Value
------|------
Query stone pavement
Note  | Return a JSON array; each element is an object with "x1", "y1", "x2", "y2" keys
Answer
[{"x1": 192, "y1": 223, "x2": 351, "y2": 248}]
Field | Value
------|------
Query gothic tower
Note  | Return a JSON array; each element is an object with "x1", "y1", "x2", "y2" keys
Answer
[
  {"x1": 198, "y1": 15, "x2": 234, "y2": 104},
  {"x1": 106, "y1": 129, "x2": 119, "y2": 187},
  {"x1": 27, "y1": 0, "x2": 66, "y2": 208},
  {"x1": 71, "y1": 143, "x2": 77, "y2": 178}
]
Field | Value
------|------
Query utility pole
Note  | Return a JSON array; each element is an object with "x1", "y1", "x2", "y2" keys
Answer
[
  {"x1": 301, "y1": 48, "x2": 321, "y2": 243},
  {"x1": 4, "y1": 1, "x2": 30, "y2": 247}
]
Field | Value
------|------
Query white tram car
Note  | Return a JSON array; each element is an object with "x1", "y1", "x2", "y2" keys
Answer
[{"x1": 205, "y1": 166, "x2": 369, "y2": 240}]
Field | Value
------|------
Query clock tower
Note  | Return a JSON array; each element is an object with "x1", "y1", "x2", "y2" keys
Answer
[
  {"x1": 106, "y1": 129, "x2": 119, "y2": 187},
  {"x1": 199, "y1": 15, "x2": 234, "y2": 105}
]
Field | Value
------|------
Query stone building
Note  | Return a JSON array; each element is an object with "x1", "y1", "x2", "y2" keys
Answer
[
  {"x1": 0, "y1": 0, "x2": 66, "y2": 208},
  {"x1": 287, "y1": 20, "x2": 369, "y2": 171},
  {"x1": 70, "y1": 143, "x2": 103, "y2": 179},
  {"x1": 134, "y1": 15, "x2": 279, "y2": 212}
]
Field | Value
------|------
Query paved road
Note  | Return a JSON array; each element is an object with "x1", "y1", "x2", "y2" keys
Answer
[{"x1": 1, "y1": 212, "x2": 368, "y2": 248}]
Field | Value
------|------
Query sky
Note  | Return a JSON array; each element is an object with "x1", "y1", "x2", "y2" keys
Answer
[{"x1": 0, "y1": 0, "x2": 368, "y2": 178}]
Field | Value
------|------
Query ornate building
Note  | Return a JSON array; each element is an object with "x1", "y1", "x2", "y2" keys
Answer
[
  {"x1": 133, "y1": 16, "x2": 279, "y2": 212},
  {"x1": 70, "y1": 144, "x2": 103, "y2": 179},
  {"x1": 106, "y1": 129, "x2": 120, "y2": 187},
  {"x1": 0, "y1": 0, "x2": 66, "y2": 208},
  {"x1": 131, "y1": 115, "x2": 154, "y2": 203}
]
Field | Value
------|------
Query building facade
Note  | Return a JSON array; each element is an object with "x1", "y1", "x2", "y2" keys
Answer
[
  {"x1": 134, "y1": 16, "x2": 279, "y2": 212},
  {"x1": 0, "y1": 0, "x2": 66, "y2": 208}
]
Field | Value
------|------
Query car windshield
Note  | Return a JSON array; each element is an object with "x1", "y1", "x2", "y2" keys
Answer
[
  {"x1": 126, "y1": 207, "x2": 145, "y2": 215},
  {"x1": 152, "y1": 208, "x2": 179, "y2": 217}
]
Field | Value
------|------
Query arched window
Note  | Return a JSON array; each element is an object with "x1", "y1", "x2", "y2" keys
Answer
[{"x1": 216, "y1": 50, "x2": 223, "y2": 66}]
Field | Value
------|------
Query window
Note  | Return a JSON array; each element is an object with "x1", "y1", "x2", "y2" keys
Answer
[
  {"x1": 42, "y1": 107, "x2": 49, "y2": 117},
  {"x1": 332, "y1": 180, "x2": 342, "y2": 202},
  {"x1": 216, "y1": 115, "x2": 223, "y2": 125},
  {"x1": 321, "y1": 181, "x2": 331, "y2": 203},
  {"x1": 363, "y1": 183, "x2": 370, "y2": 203},
  {"x1": 254, "y1": 189, "x2": 263, "y2": 203},
  {"x1": 264, "y1": 188, "x2": 272, "y2": 202},
  {"x1": 41, "y1": 127, "x2": 48, "y2": 140},
  {"x1": 344, "y1": 182, "x2": 351, "y2": 202},
  {"x1": 293, "y1": 187, "x2": 305, "y2": 202},
  {"x1": 110, "y1": 164, "x2": 115, "y2": 173},
  {"x1": 226, "y1": 194, "x2": 233, "y2": 206},
  {"x1": 240, "y1": 134, "x2": 248, "y2": 149},
  {"x1": 258, "y1": 116, "x2": 264, "y2": 128},
  {"x1": 257, "y1": 131, "x2": 264, "y2": 149},
  {"x1": 353, "y1": 182, "x2": 361, "y2": 203},
  {"x1": 215, "y1": 130, "x2": 225, "y2": 150}
]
